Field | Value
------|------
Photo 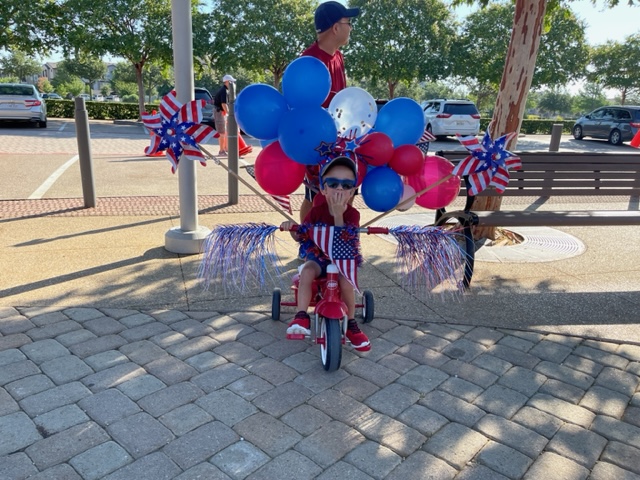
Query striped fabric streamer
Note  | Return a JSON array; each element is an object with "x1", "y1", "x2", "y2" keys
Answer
[
  {"x1": 197, "y1": 223, "x2": 284, "y2": 293},
  {"x1": 389, "y1": 225, "x2": 467, "y2": 296}
]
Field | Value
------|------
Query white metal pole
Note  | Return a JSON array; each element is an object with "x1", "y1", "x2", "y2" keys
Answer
[{"x1": 165, "y1": 0, "x2": 211, "y2": 254}]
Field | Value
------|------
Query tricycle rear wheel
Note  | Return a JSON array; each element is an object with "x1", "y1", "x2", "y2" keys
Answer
[
  {"x1": 271, "y1": 288, "x2": 281, "y2": 321},
  {"x1": 362, "y1": 290, "x2": 374, "y2": 323},
  {"x1": 320, "y1": 317, "x2": 342, "y2": 372}
]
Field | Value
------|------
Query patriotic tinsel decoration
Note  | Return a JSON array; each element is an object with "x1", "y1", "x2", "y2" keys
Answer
[
  {"x1": 198, "y1": 223, "x2": 467, "y2": 298},
  {"x1": 453, "y1": 131, "x2": 522, "y2": 196},
  {"x1": 197, "y1": 223, "x2": 284, "y2": 293},
  {"x1": 389, "y1": 225, "x2": 467, "y2": 296}
]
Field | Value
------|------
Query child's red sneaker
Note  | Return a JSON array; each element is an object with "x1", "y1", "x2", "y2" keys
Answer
[
  {"x1": 287, "y1": 311, "x2": 311, "y2": 336},
  {"x1": 346, "y1": 319, "x2": 371, "y2": 351}
]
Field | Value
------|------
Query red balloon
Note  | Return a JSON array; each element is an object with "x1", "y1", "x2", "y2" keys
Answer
[
  {"x1": 389, "y1": 144, "x2": 425, "y2": 177},
  {"x1": 355, "y1": 132, "x2": 394, "y2": 167},
  {"x1": 255, "y1": 141, "x2": 306, "y2": 195},
  {"x1": 406, "y1": 155, "x2": 461, "y2": 210}
]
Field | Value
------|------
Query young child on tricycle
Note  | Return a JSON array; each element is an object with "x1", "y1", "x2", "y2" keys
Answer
[{"x1": 280, "y1": 155, "x2": 371, "y2": 352}]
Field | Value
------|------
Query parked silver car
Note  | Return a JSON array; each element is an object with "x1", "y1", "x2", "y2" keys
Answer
[
  {"x1": 572, "y1": 105, "x2": 640, "y2": 146},
  {"x1": 0, "y1": 83, "x2": 47, "y2": 128}
]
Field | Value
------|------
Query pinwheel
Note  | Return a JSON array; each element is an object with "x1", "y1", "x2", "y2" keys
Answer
[
  {"x1": 453, "y1": 131, "x2": 522, "y2": 196},
  {"x1": 142, "y1": 91, "x2": 218, "y2": 173}
]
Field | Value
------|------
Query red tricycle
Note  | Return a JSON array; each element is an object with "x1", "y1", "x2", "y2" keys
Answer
[{"x1": 271, "y1": 226, "x2": 388, "y2": 372}]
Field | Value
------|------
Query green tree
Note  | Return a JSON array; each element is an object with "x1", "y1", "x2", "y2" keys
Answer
[
  {"x1": 0, "y1": 0, "x2": 64, "y2": 55},
  {"x1": 538, "y1": 88, "x2": 573, "y2": 117},
  {"x1": 143, "y1": 63, "x2": 171, "y2": 102},
  {"x1": 60, "y1": 0, "x2": 193, "y2": 115},
  {"x1": 0, "y1": 50, "x2": 42, "y2": 81},
  {"x1": 37, "y1": 77, "x2": 54, "y2": 94},
  {"x1": 453, "y1": 3, "x2": 588, "y2": 91},
  {"x1": 347, "y1": 0, "x2": 456, "y2": 99},
  {"x1": 56, "y1": 77, "x2": 87, "y2": 97},
  {"x1": 208, "y1": 0, "x2": 315, "y2": 89},
  {"x1": 109, "y1": 62, "x2": 139, "y2": 97},
  {"x1": 573, "y1": 82, "x2": 608, "y2": 114},
  {"x1": 533, "y1": 6, "x2": 589, "y2": 87},
  {"x1": 588, "y1": 34, "x2": 640, "y2": 104},
  {"x1": 62, "y1": 55, "x2": 107, "y2": 95}
]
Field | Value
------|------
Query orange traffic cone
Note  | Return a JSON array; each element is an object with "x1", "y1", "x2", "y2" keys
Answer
[
  {"x1": 631, "y1": 129, "x2": 640, "y2": 148},
  {"x1": 239, "y1": 134, "x2": 253, "y2": 156}
]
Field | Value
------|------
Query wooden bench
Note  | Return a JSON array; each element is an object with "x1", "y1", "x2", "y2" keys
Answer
[
  {"x1": 438, "y1": 151, "x2": 640, "y2": 226},
  {"x1": 432, "y1": 151, "x2": 640, "y2": 286}
]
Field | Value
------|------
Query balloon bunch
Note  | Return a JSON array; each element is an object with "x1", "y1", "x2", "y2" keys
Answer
[{"x1": 234, "y1": 57, "x2": 462, "y2": 213}]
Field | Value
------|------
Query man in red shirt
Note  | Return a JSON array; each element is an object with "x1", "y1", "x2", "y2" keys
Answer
[{"x1": 299, "y1": 1, "x2": 360, "y2": 222}]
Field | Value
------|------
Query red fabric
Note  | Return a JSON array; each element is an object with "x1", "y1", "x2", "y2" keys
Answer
[
  {"x1": 301, "y1": 41, "x2": 346, "y2": 108},
  {"x1": 303, "y1": 199, "x2": 360, "y2": 227}
]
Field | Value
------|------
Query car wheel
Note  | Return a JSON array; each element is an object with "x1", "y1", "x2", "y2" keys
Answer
[
  {"x1": 39, "y1": 120, "x2": 47, "y2": 128},
  {"x1": 572, "y1": 125, "x2": 583, "y2": 140},
  {"x1": 609, "y1": 129, "x2": 622, "y2": 146},
  {"x1": 426, "y1": 124, "x2": 433, "y2": 135}
]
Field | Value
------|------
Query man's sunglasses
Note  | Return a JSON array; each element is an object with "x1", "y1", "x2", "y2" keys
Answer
[{"x1": 323, "y1": 178, "x2": 356, "y2": 190}]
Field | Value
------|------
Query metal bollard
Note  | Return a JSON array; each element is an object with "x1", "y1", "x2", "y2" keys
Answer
[
  {"x1": 549, "y1": 123, "x2": 563, "y2": 152},
  {"x1": 227, "y1": 82, "x2": 239, "y2": 204},
  {"x1": 74, "y1": 97, "x2": 96, "y2": 207}
]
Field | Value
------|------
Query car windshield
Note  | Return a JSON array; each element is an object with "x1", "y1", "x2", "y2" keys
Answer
[
  {"x1": 443, "y1": 104, "x2": 478, "y2": 115},
  {"x1": 195, "y1": 90, "x2": 211, "y2": 101},
  {"x1": 0, "y1": 85, "x2": 35, "y2": 96}
]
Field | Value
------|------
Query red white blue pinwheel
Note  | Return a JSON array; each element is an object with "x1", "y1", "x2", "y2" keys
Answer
[
  {"x1": 142, "y1": 90, "x2": 218, "y2": 173},
  {"x1": 453, "y1": 131, "x2": 522, "y2": 196}
]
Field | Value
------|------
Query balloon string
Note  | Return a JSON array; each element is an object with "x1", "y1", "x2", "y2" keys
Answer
[
  {"x1": 200, "y1": 145, "x2": 297, "y2": 223},
  {"x1": 362, "y1": 174, "x2": 454, "y2": 227}
]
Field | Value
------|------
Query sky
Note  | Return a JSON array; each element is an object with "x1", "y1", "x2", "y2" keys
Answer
[{"x1": 452, "y1": 0, "x2": 638, "y2": 46}]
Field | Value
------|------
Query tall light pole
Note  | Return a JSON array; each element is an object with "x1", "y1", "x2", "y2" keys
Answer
[{"x1": 165, "y1": 0, "x2": 211, "y2": 254}]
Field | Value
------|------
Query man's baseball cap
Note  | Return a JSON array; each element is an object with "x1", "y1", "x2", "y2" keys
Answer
[
  {"x1": 222, "y1": 74, "x2": 236, "y2": 82},
  {"x1": 315, "y1": 1, "x2": 360, "y2": 33},
  {"x1": 319, "y1": 155, "x2": 357, "y2": 179}
]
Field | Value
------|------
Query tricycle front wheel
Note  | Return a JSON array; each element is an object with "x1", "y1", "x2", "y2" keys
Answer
[{"x1": 320, "y1": 317, "x2": 342, "y2": 372}]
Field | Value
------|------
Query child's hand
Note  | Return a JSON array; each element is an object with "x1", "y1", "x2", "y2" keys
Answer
[
  {"x1": 280, "y1": 221, "x2": 297, "y2": 231},
  {"x1": 325, "y1": 189, "x2": 349, "y2": 218}
]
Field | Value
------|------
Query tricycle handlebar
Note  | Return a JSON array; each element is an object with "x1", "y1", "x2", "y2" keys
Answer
[{"x1": 281, "y1": 225, "x2": 389, "y2": 235}]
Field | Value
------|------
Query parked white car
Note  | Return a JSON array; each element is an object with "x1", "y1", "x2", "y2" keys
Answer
[
  {"x1": 0, "y1": 83, "x2": 47, "y2": 128},
  {"x1": 93, "y1": 94, "x2": 104, "y2": 101},
  {"x1": 422, "y1": 99, "x2": 480, "y2": 138}
]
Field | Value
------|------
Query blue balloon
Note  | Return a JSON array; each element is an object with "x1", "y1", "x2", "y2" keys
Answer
[
  {"x1": 375, "y1": 98, "x2": 425, "y2": 147},
  {"x1": 260, "y1": 138, "x2": 277, "y2": 148},
  {"x1": 235, "y1": 84, "x2": 288, "y2": 140},
  {"x1": 361, "y1": 166, "x2": 404, "y2": 212},
  {"x1": 282, "y1": 57, "x2": 331, "y2": 108},
  {"x1": 278, "y1": 107, "x2": 337, "y2": 165}
]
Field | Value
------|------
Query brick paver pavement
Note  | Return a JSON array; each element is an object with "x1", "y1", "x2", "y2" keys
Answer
[{"x1": 1, "y1": 306, "x2": 639, "y2": 479}]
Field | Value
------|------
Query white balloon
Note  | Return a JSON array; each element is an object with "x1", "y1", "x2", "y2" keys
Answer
[
  {"x1": 328, "y1": 87, "x2": 377, "y2": 139},
  {"x1": 397, "y1": 184, "x2": 416, "y2": 211}
]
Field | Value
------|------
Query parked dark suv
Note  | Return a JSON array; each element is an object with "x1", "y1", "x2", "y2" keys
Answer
[{"x1": 572, "y1": 105, "x2": 640, "y2": 146}]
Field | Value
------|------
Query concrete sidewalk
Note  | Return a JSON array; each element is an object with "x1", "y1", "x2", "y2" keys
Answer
[
  {"x1": 2, "y1": 119, "x2": 640, "y2": 479},
  {"x1": 1, "y1": 197, "x2": 640, "y2": 479}
]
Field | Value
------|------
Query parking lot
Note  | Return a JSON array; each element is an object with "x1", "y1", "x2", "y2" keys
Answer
[{"x1": 1, "y1": 118, "x2": 638, "y2": 203}]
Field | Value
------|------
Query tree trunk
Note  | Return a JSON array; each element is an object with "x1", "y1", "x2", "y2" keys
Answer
[{"x1": 473, "y1": 0, "x2": 547, "y2": 241}]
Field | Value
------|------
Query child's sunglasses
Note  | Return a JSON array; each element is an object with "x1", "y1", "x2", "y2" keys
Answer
[{"x1": 323, "y1": 178, "x2": 356, "y2": 190}]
